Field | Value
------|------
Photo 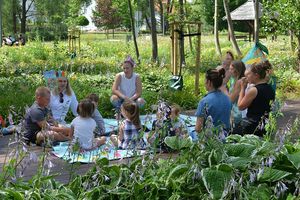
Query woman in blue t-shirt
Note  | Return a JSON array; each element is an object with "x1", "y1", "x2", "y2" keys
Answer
[{"x1": 193, "y1": 68, "x2": 232, "y2": 140}]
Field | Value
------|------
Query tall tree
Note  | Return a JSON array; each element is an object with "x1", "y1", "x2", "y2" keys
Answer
[
  {"x1": 21, "y1": 0, "x2": 34, "y2": 34},
  {"x1": 12, "y1": 0, "x2": 18, "y2": 34},
  {"x1": 178, "y1": 0, "x2": 185, "y2": 66},
  {"x1": 0, "y1": 0, "x2": 2, "y2": 47},
  {"x1": 93, "y1": 0, "x2": 122, "y2": 36},
  {"x1": 214, "y1": 0, "x2": 222, "y2": 58},
  {"x1": 128, "y1": 0, "x2": 140, "y2": 63},
  {"x1": 263, "y1": 0, "x2": 300, "y2": 71},
  {"x1": 223, "y1": 0, "x2": 242, "y2": 57},
  {"x1": 149, "y1": 0, "x2": 158, "y2": 61}
]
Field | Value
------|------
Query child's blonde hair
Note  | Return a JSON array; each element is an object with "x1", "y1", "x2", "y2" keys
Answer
[
  {"x1": 171, "y1": 104, "x2": 181, "y2": 116},
  {"x1": 121, "y1": 100, "x2": 141, "y2": 128}
]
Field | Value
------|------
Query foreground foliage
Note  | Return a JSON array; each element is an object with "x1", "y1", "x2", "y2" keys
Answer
[{"x1": 1, "y1": 115, "x2": 300, "y2": 199}]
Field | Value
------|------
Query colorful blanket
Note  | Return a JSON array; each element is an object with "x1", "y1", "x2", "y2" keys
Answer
[
  {"x1": 52, "y1": 141, "x2": 146, "y2": 163},
  {"x1": 52, "y1": 114, "x2": 196, "y2": 163}
]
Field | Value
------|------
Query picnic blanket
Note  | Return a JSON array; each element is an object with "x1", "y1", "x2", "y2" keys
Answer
[
  {"x1": 52, "y1": 114, "x2": 196, "y2": 163},
  {"x1": 52, "y1": 141, "x2": 147, "y2": 163}
]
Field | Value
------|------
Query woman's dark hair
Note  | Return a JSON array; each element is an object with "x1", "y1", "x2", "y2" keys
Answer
[
  {"x1": 77, "y1": 99, "x2": 95, "y2": 118},
  {"x1": 87, "y1": 93, "x2": 99, "y2": 103},
  {"x1": 250, "y1": 61, "x2": 272, "y2": 79},
  {"x1": 206, "y1": 68, "x2": 226, "y2": 89},
  {"x1": 121, "y1": 100, "x2": 141, "y2": 128},
  {"x1": 231, "y1": 60, "x2": 246, "y2": 79}
]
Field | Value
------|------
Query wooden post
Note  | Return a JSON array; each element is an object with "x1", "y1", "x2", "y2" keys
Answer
[
  {"x1": 254, "y1": 0, "x2": 259, "y2": 43},
  {"x1": 174, "y1": 23, "x2": 179, "y2": 75},
  {"x1": 195, "y1": 24, "x2": 201, "y2": 95},
  {"x1": 171, "y1": 23, "x2": 174, "y2": 73}
]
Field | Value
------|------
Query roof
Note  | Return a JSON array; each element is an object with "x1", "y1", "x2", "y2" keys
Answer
[{"x1": 223, "y1": 0, "x2": 263, "y2": 21}]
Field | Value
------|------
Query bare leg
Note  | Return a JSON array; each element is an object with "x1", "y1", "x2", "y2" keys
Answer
[
  {"x1": 110, "y1": 134, "x2": 119, "y2": 147},
  {"x1": 94, "y1": 136, "x2": 107, "y2": 147}
]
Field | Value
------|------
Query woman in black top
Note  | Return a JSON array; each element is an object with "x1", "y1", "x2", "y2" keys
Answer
[{"x1": 233, "y1": 61, "x2": 275, "y2": 136}]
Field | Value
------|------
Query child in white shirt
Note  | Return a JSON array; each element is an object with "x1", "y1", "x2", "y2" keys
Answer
[{"x1": 71, "y1": 99, "x2": 106, "y2": 150}]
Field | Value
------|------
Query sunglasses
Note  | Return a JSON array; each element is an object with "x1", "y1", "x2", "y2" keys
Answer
[
  {"x1": 58, "y1": 80, "x2": 67, "y2": 83},
  {"x1": 59, "y1": 92, "x2": 64, "y2": 103}
]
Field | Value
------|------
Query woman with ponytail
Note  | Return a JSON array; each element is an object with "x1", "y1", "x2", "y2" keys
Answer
[
  {"x1": 193, "y1": 68, "x2": 232, "y2": 138},
  {"x1": 233, "y1": 61, "x2": 275, "y2": 136},
  {"x1": 111, "y1": 99, "x2": 142, "y2": 149}
]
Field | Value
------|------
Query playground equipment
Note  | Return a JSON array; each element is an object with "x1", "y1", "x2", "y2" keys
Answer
[
  {"x1": 170, "y1": 21, "x2": 201, "y2": 94},
  {"x1": 68, "y1": 28, "x2": 81, "y2": 56}
]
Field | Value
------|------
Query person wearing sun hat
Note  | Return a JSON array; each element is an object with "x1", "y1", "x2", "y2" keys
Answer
[
  {"x1": 111, "y1": 56, "x2": 145, "y2": 110},
  {"x1": 49, "y1": 70, "x2": 78, "y2": 124}
]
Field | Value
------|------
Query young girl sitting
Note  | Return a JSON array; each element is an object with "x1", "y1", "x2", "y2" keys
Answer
[
  {"x1": 71, "y1": 99, "x2": 106, "y2": 150},
  {"x1": 170, "y1": 104, "x2": 188, "y2": 138},
  {"x1": 147, "y1": 101, "x2": 179, "y2": 151},
  {"x1": 110, "y1": 100, "x2": 142, "y2": 149},
  {"x1": 87, "y1": 93, "x2": 105, "y2": 136}
]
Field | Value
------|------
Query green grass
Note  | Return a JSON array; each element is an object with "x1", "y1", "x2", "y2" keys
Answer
[{"x1": 0, "y1": 33, "x2": 299, "y2": 119}]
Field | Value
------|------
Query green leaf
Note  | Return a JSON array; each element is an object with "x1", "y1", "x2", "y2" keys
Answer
[
  {"x1": 258, "y1": 167, "x2": 291, "y2": 182},
  {"x1": 166, "y1": 164, "x2": 189, "y2": 184},
  {"x1": 4, "y1": 189, "x2": 24, "y2": 200},
  {"x1": 201, "y1": 166, "x2": 233, "y2": 199},
  {"x1": 247, "y1": 184, "x2": 272, "y2": 200},
  {"x1": 164, "y1": 136, "x2": 192, "y2": 150},
  {"x1": 225, "y1": 143, "x2": 256, "y2": 157},
  {"x1": 226, "y1": 156, "x2": 253, "y2": 170},
  {"x1": 286, "y1": 151, "x2": 300, "y2": 170},
  {"x1": 225, "y1": 134, "x2": 242, "y2": 143}
]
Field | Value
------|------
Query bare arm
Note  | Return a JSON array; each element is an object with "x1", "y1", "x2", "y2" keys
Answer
[
  {"x1": 130, "y1": 75, "x2": 142, "y2": 101},
  {"x1": 70, "y1": 126, "x2": 74, "y2": 138},
  {"x1": 37, "y1": 120, "x2": 48, "y2": 130},
  {"x1": 229, "y1": 80, "x2": 241, "y2": 102},
  {"x1": 195, "y1": 117, "x2": 204, "y2": 133},
  {"x1": 238, "y1": 85, "x2": 257, "y2": 110},
  {"x1": 112, "y1": 74, "x2": 126, "y2": 99},
  {"x1": 118, "y1": 122, "x2": 125, "y2": 142}
]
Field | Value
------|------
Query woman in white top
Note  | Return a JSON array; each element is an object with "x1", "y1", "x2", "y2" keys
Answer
[
  {"x1": 49, "y1": 71, "x2": 78, "y2": 124},
  {"x1": 111, "y1": 56, "x2": 145, "y2": 109}
]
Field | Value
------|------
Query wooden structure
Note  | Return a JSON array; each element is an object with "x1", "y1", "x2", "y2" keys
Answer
[
  {"x1": 68, "y1": 28, "x2": 81, "y2": 53},
  {"x1": 170, "y1": 21, "x2": 201, "y2": 94},
  {"x1": 223, "y1": 0, "x2": 263, "y2": 42}
]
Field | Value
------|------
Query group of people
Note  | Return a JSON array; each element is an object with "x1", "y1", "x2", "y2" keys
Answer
[
  {"x1": 21, "y1": 53, "x2": 275, "y2": 151},
  {"x1": 194, "y1": 51, "x2": 275, "y2": 140},
  {"x1": 2, "y1": 34, "x2": 26, "y2": 46}
]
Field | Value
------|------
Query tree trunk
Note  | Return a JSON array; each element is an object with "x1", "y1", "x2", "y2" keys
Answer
[
  {"x1": 12, "y1": 0, "x2": 17, "y2": 34},
  {"x1": 214, "y1": 0, "x2": 222, "y2": 58},
  {"x1": 178, "y1": 0, "x2": 185, "y2": 67},
  {"x1": 158, "y1": 0, "x2": 164, "y2": 34},
  {"x1": 297, "y1": 35, "x2": 300, "y2": 73},
  {"x1": 184, "y1": 0, "x2": 192, "y2": 52},
  {"x1": 149, "y1": 0, "x2": 158, "y2": 62},
  {"x1": 290, "y1": 30, "x2": 295, "y2": 51},
  {"x1": 21, "y1": 0, "x2": 26, "y2": 34},
  {"x1": 145, "y1": 15, "x2": 151, "y2": 31},
  {"x1": 165, "y1": 0, "x2": 172, "y2": 32},
  {"x1": 223, "y1": 0, "x2": 242, "y2": 57},
  {"x1": 254, "y1": 0, "x2": 259, "y2": 43},
  {"x1": 128, "y1": 0, "x2": 140, "y2": 63},
  {"x1": 0, "y1": 0, "x2": 2, "y2": 47}
]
